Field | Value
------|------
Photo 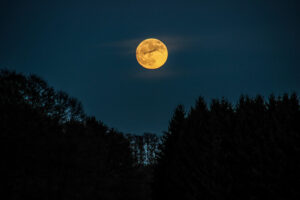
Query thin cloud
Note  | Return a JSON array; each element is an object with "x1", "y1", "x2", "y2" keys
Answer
[
  {"x1": 159, "y1": 35, "x2": 200, "y2": 52},
  {"x1": 98, "y1": 38, "x2": 143, "y2": 55},
  {"x1": 98, "y1": 35, "x2": 201, "y2": 55}
]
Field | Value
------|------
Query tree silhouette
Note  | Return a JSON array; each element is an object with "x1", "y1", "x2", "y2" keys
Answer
[
  {"x1": 152, "y1": 104, "x2": 186, "y2": 200},
  {"x1": 152, "y1": 94, "x2": 300, "y2": 200},
  {"x1": 2, "y1": 69, "x2": 299, "y2": 200},
  {"x1": 127, "y1": 133, "x2": 161, "y2": 166},
  {"x1": 0, "y1": 70, "x2": 141, "y2": 200}
]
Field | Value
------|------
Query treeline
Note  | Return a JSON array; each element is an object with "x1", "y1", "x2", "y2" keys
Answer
[
  {"x1": 0, "y1": 70, "x2": 155, "y2": 199},
  {"x1": 127, "y1": 133, "x2": 161, "y2": 166},
  {"x1": 153, "y1": 95, "x2": 300, "y2": 200},
  {"x1": 1, "y1": 69, "x2": 300, "y2": 199}
]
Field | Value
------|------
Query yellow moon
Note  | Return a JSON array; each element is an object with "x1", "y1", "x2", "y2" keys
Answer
[{"x1": 136, "y1": 38, "x2": 168, "y2": 69}]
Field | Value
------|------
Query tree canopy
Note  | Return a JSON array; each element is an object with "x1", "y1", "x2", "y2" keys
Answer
[
  {"x1": 153, "y1": 94, "x2": 300, "y2": 200},
  {"x1": 1, "y1": 69, "x2": 299, "y2": 199}
]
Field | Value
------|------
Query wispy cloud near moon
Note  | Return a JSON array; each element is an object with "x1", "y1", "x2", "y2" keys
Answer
[
  {"x1": 98, "y1": 35, "x2": 196, "y2": 79},
  {"x1": 159, "y1": 35, "x2": 200, "y2": 52},
  {"x1": 99, "y1": 35, "x2": 200, "y2": 55}
]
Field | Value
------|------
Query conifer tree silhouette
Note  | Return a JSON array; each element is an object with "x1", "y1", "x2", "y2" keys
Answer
[{"x1": 152, "y1": 94, "x2": 300, "y2": 200}]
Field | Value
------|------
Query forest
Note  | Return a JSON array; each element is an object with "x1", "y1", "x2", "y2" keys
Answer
[{"x1": 1, "y1": 69, "x2": 299, "y2": 199}]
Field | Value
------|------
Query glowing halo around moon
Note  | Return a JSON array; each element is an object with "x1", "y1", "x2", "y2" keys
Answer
[{"x1": 136, "y1": 38, "x2": 168, "y2": 69}]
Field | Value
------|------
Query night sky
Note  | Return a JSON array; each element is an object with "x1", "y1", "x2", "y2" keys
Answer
[{"x1": 1, "y1": 0, "x2": 299, "y2": 134}]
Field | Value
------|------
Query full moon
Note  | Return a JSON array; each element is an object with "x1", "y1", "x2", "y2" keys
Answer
[{"x1": 136, "y1": 38, "x2": 168, "y2": 69}]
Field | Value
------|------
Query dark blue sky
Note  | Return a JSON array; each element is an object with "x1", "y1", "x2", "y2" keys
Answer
[{"x1": 1, "y1": 0, "x2": 299, "y2": 134}]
